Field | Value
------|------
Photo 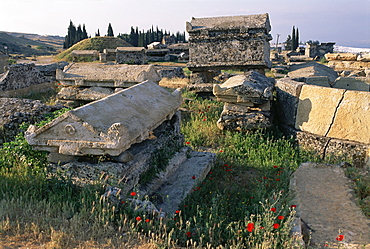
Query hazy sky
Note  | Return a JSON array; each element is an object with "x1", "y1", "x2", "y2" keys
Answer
[{"x1": 1, "y1": 0, "x2": 370, "y2": 47}]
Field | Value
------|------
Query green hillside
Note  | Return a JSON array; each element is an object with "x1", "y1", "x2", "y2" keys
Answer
[
  {"x1": 56, "y1": 37, "x2": 133, "y2": 61},
  {"x1": 0, "y1": 32, "x2": 59, "y2": 56}
]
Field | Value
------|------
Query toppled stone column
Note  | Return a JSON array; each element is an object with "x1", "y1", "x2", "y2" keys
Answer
[
  {"x1": 25, "y1": 80, "x2": 182, "y2": 160},
  {"x1": 213, "y1": 71, "x2": 275, "y2": 131}
]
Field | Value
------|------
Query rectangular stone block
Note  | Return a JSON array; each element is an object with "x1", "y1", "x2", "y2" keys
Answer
[
  {"x1": 57, "y1": 63, "x2": 161, "y2": 87},
  {"x1": 295, "y1": 84, "x2": 346, "y2": 136},
  {"x1": 327, "y1": 90, "x2": 370, "y2": 144},
  {"x1": 275, "y1": 78, "x2": 305, "y2": 127},
  {"x1": 332, "y1": 77, "x2": 370, "y2": 92},
  {"x1": 25, "y1": 80, "x2": 182, "y2": 156},
  {"x1": 305, "y1": 76, "x2": 330, "y2": 87}
]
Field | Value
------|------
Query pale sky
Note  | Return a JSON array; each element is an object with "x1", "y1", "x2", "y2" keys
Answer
[{"x1": 1, "y1": 0, "x2": 370, "y2": 47}]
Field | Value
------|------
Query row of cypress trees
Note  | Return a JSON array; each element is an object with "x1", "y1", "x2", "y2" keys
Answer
[
  {"x1": 117, "y1": 26, "x2": 186, "y2": 47},
  {"x1": 63, "y1": 21, "x2": 115, "y2": 49}
]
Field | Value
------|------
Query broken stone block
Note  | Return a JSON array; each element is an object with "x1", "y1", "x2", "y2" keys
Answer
[
  {"x1": 57, "y1": 86, "x2": 114, "y2": 101},
  {"x1": 213, "y1": 71, "x2": 275, "y2": 105},
  {"x1": 56, "y1": 63, "x2": 161, "y2": 87},
  {"x1": 332, "y1": 77, "x2": 370, "y2": 91},
  {"x1": 25, "y1": 80, "x2": 182, "y2": 157}
]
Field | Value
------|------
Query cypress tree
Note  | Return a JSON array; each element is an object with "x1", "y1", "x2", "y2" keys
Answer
[
  {"x1": 82, "y1": 24, "x2": 88, "y2": 39},
  {"x1": 295, "y1": 28, "x2": 299, "y2": 50},
  {"x1": 292, "y1": 26, "x2": 296, "y2": 51},
  {"x1": 107, "y1": 23, "x2": 114, "y2": 37}
]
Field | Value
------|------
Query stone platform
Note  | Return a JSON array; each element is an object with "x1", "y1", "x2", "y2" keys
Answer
[{"x1": 291, "y1": 163, "x2": 370, "y2": 248}]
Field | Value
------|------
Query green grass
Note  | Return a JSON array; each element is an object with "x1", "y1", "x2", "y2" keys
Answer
[{"x1": 0, "y1": 90, "x2": 367, "y2": 248}]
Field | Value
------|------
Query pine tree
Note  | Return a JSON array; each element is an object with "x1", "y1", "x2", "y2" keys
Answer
[{"x1": 107, "y1": 23, "x2": 114, "y2": 37}]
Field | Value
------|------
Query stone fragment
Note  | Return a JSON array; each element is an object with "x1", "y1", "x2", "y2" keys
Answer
[
  {"x1": 57, "y1": 86, "x2": 114, "y2": 101},
  {"x1": 288, "y1": 61, "x2": 338, "y2": 83},
  {"x1": 327, "y1": 90, "x2": 370, "y2": 144},
  {"x1": 357, "y1": 53, "x2": 370, "y2": 62},
  {"x1": 213, "y1": 72, "x2": 274, "y2": 105},
  {"x1": 25, "y1": 80, "x2": 182, "y2": 156},
  {"x1": 295, "y1": 84, "x2": 346, "y2": 136},
  {"x1": 328, "y1": 60, "x2": 370, "y2": 71},
  {"x1": 332, "y1": 77, "x2": 370, "y2": 91},
  {"x1": 304, "y1": 76, "x2": 330, "y2": 87}
]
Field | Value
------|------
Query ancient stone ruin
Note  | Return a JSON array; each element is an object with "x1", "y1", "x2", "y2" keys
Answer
[
  {"x1": 213, "y1": 71, "x2": 275, "y2": 131},
  {"x1": 276, "y1": 61, "x2": 370, "y2": 166},
  {"x1": 186, "y1": 13, "x2": 272, "y2": 84},
  {"x1": 26, "y1": 80, "x2": 181, "y2": 160},
  {"x1": 115, "y1": 47, "x2": 147, "y2": 65},
  {"x1": 56, "y1": 63, "x2": 161, "y2": 107}
]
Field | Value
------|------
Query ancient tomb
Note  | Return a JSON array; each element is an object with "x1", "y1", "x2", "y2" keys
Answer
[
  {"x1": 25, "y1": 80, "x2": 182, "y2": 161},
  {"x1": 56, "y1": 63, "x2": 161, "y2": 107},
  {"x1": 186, "y1": 13, "x2": 272, "y2": 83}
]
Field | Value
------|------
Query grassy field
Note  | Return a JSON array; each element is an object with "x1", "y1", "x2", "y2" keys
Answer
[{"x1": 0, "y1": 79, "x2": 368, "y2": 248}]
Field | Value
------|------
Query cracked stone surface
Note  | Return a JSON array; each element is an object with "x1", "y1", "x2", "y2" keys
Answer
[{"x1": 291, "y1": 162, "x2": 370, "y2": 248}]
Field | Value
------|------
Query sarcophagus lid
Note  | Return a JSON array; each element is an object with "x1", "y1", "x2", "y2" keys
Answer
[{"x1": 25, "y1": 80, "x2": 182, "y2": 156}]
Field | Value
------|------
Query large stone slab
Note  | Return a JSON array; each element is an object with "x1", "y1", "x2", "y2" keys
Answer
[
  {"x1": 295, "y1": 84, "x2": 346, "y2": 136},
  {"x1": 57, "y1": 63, "x2": 161, "y2": 87},
  {"x1": 288, "y1": 61, "x2": 338, "y2": 83},
  {"x1": 327, "y1": 90, "x2": 370, "y2": 144},
  {"x1": 291, "y1": 163, "x2": 370, "y2": 247},
  {"x1": 25, "y1": 80, "x2": 182, "y2": 156}
]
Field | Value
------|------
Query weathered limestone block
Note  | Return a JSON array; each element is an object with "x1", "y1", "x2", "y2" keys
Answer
[
  {"x1": 57, "y1": 63, "x2": 161, "y2": 87},
  {"x1": 328, "y1": 60, "x2": 370, "y2": 71},
  {"x1": 217, "y1": 109, "x2": 271, "y2": 131},
  {"x1": 187, "y1": 14, "x2": 272, "y2": 71},
  {"x1": 154, "y1": 66, "x2": 185, "y2": 78},
  {"x1": 327, "y1": 90, "x2": 370, "y2": 144},
  {"x1": 25, "y1": 80, "x2": 182, "y2": 156},
  {"x1": 325, "y1": 53, "x2": 357, "y2": 61},
  {"x1": 295, "y1": 84, "x2": 346, "y2": 136},
  {"x1": 57, "y1": 86, "x2": 114, "y2": 101},
  {"x1": 288, "y1": 61, "x2": 338, "y2": 83},
  {"x1": 304, "y1": 76, "x2": 330, "y2": 87},
  {"x1": 332, "y1": 77, "x2": 370, "y2": 91},
  {"x1": 213, "y1": 72, "x2": 275, "y2": 105},
  {"x1": 275, "y1": 78, "x2": 305, "y2": 127},
  {"x1": 116, "y1": 47, "x2": 147, "y2": 65}
]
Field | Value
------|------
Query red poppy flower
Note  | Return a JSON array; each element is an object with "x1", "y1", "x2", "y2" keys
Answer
[
  {"x1": 145, "y1": 219, "x2": 150, "y2": 222},
  {"x1": 130, "y1": 192, "x2": 136, "y2": 196},
  {"x1": 278, "y1": 216, "x2": 284, "y2": 220},
  {"x1": 175, "y1": 210, "x2": 180, "y2": 214},
  {"x1": 219, "y1": 150, "x2": 223, "y2": 153},
  {"x1": 135, "y1": 216, "x2": 141, "y2": 221},
  {"x1": 263, "y1": 176, "x2": 267, "y2": 179},
  {"x1": 209, "y1": 172, "x2": 213, "y2": 174},
  {"x1": 273, "y1": 223, "x2": 280, "y2": 229},
  {"x1": 209, "y1": 177, "x2": 213, "y2": 180},
  {"x1": 260, "y1": 226, "x2": 265, "y2": 230},
  {"x1": 246, "y1": 223, "x2": 254, "y2": 232},
  {"x1": 273, "y1": 165, "x2": 278, "y2": 168},
  {"x1": 186, "y1": 231, "x2": 191, "y2": 238},
  {"x1": 186, "y1": 141, "x2": 190, "y2": 145},
  {"x1": 336, "y1": 235, "x2": 344, "y2": 241},
  {"x1": 224, "y1": 164, "x2": 228, "y2": 167},
  {"x1": 203, "y1": 118, "x2": 207, "y2": 121},
  {"x1": 270, "y1": 207, "x2": 276, "y2": 212},
  {"x1": 192, "y1": 175, "x2": 196, "y2": 179},
  {"x1": 291, "y1": 205, "x2": 297, "y2": 209},
  {"x1": 197, "y1": 187, "x2": 201, "y2": 190},
  {"x1": 276, "y1": 178, "x2": 280, "y2": 181}
]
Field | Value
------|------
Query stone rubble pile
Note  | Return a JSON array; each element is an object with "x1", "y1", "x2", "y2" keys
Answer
[
  {"x1": 213, "y1": 71, "x2": 275, "y2": 131},
  {"x1": 0, "y1": 98, "x2": 63, "y2": 144}
]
